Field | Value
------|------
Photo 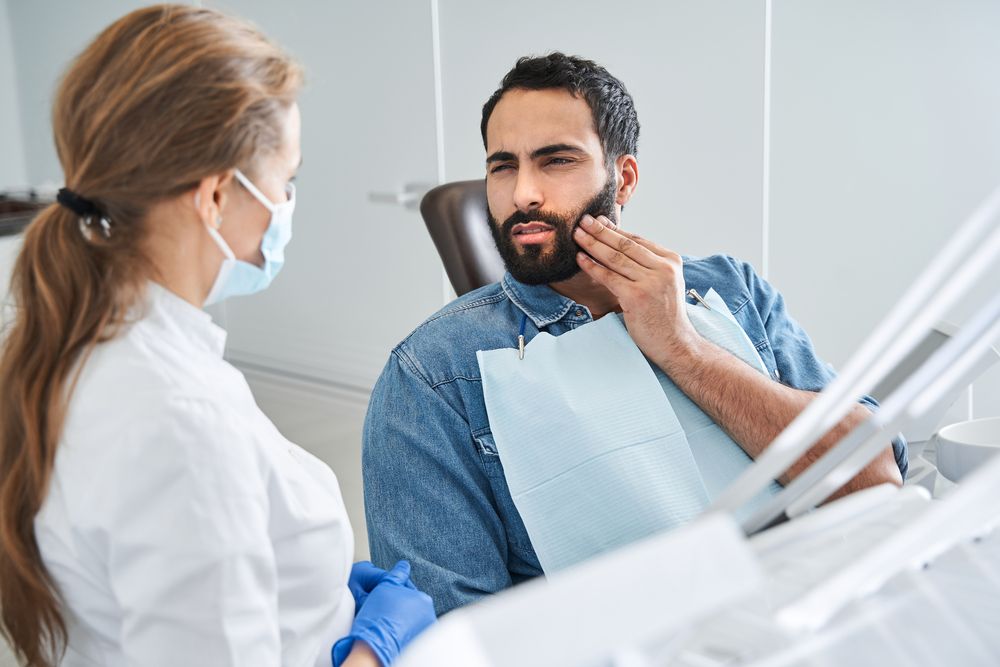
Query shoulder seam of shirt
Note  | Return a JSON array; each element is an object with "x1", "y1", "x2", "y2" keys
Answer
[
  {"x1": 393, "y1": 344, "x2": 488, "y2": 391},
  {"x1": 388, "y1": 347, "x2": 473, "y2": 425},
  {"x1": 419, "y1": 290, "x2": 507, "y2": 327},
  {"x1": 393, "y1": 287, "x2": 507, "y2": 354},
  {"x1": 390, "y1": 346, "x2": 434, "y2": 387},
  {"x1": 392, "y1": 286, "x2": 508, "y2": 358}
]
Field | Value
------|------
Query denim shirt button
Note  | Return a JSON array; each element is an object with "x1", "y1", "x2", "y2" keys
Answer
[{"x1": 575, "y1": 309, "x2": 584, "y2": 318}]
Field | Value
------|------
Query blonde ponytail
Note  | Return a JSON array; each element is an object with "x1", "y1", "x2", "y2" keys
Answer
[{"x1": 0, "y1": 5, "x2": 302, "y2": 664}]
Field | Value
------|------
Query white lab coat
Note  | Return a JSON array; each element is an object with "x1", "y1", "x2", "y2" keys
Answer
[{"x1": 34, "y1": 283, "x2": 355, "y2": 667}]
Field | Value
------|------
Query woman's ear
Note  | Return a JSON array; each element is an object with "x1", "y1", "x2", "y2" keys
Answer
[
  {"x1": 193, "y1": 179, "x2": 216, "y2": 227},
  {"x1": 192, "y1": 170, "x2": 236, "y2": 227},
  {"x1": 212, "y1": 169, "x2": 236, "y2": 214},
  {"x1": 614, "y1": 154, "x2": 639, "y2": 206}
]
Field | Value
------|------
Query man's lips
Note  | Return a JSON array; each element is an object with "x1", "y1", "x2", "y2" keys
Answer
[
  {"x1": 511, "y1": 222, "x2": 555, "y2": 235},
  {"x1": 511, "y1": 222, "x2": 555, "y2": 245}
]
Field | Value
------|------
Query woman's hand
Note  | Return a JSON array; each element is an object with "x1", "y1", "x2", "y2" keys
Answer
[
  {"x1": 333, "y1": 561, "x2": 436, "y2": 666},
  {"x1": 347, "y1": 560, "x2": 416, "y2": 614}
]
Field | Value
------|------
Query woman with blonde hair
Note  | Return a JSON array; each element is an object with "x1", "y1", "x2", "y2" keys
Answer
[{"x1": 0, "y1": 5, "x2": 434, "y2": 666}]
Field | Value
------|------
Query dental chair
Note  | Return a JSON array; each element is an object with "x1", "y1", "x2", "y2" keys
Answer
[{"x1": 419, "y1": 180, "x2": 505, "y2": 296}]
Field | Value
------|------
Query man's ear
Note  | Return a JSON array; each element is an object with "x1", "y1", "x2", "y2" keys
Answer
[
  {"x1": 192, "y1": 169, "x2": 237, "y2": 227},
  {"x1": 614, "y1": 154, "x2": 638, "y2": 207}
]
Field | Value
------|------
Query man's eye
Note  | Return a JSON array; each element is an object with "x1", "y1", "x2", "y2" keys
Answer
[
  {"x1": 547, "y1": 158, "x2": 572, "y2": 166},
  {"x1": 490, "y1": 164, "x2": 513, "y2": 174}
]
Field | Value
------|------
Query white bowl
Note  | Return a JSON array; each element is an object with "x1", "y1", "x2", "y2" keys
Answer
[{"x1": 934, "y1": 417, "x2": 1000, "y2": 482}]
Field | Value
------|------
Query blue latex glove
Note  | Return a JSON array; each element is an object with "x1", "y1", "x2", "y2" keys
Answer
[
  {"x1": 332, "y1": 561, "x2": 436, "y2": 667},
  {"x1": 347, "y1": 561, "x2": 416, "y2": 614}
]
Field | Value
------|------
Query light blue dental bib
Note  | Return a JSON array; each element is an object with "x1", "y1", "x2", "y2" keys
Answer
[{"x1": 477, "y1": 289, "x2": 782, "y2": 573}]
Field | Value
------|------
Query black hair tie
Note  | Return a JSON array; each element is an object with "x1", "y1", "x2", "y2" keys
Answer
[{"x1": 57, "y1": 187, "x2": 101, "y2": 217}]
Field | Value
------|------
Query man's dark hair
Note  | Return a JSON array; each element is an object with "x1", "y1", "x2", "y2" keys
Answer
[{"x1": 481, "y1": 52, "x2": 640, "y2": 165}]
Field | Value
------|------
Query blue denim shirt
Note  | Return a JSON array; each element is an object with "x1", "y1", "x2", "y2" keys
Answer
[{"x1": 363, "y1": 254, "x2": 908, "y2": 615}]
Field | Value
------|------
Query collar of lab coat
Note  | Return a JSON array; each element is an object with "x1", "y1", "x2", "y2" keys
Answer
[{"x1": 144, "y1": 281, "x2": 227, "y2": 358}]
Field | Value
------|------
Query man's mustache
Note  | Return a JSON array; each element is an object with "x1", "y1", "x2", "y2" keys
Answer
[{"x1": 500, "y1": 209, "x2": 576, "y2": 236}]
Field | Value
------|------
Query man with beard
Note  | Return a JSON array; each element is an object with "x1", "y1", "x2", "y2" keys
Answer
[{"x1": 363, "y1": 53, "x2": 908, "y2": 615}]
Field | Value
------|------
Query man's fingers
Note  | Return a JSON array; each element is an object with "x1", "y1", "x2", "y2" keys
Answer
[
  {"x1": 580, "y1": 215, "x2": 662, "y2": 268},
  {"x1": 627, "y1": 234, "x2": 671, "y2": 258},
  {"x1": 573, "y1": 229, "x2": 643, "y2": 280},
  {"x1": 603, "y1": 221, "x2": 674, "y2": 259},
  {"x1": 574, "y1": 216, "x2": 659, "y2": 276},
  {"x1": 576, "y1": 251, "x2": 632, "y2": 296}
]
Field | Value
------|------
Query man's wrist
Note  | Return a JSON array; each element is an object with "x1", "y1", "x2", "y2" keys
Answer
[{"x1": 650, "y1": 328, "x2": 707, "y2": 375}]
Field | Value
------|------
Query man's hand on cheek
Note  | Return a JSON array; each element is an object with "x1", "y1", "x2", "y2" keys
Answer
[{"x1": 573, "y1": 214, "x2": 702, "y2": 368}]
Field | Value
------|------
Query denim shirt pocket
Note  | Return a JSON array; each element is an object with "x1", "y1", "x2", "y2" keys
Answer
[
  {"x1": 471, "y1": 428, "x2": 535, "y2": 553},
  {"x1": 472, "y1": 427, "x2": 505, "y2": 478},
  {"x1": 731, "y1": 296, "x2": 780, "y2": 381},
  {"x1": 754, "y1": 339, "x2": 781, "y2": 380}
]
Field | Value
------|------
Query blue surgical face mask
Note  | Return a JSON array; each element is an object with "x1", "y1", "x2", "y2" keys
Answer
[{"x1": 203, "y1": 169, "x2": 295, "y2": 306}]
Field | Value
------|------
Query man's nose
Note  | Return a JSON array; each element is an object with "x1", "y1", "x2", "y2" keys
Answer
[{"x1": 512, "y1": 167, "x2": 544, "y2": 213}]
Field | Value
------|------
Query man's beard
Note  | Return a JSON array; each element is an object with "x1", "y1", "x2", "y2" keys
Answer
[{"x1": 487, "y1": 175, "x2": 619, "y2": 285}]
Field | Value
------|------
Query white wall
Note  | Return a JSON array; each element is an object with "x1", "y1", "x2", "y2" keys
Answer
[
  {"x1": 768, "y1": 0, "x2": 1000, "y2": 420},
  {"x1": 0, "y1": 0, "x2": 27, "y2": 190},
  {"x1": 6, "y1": 1, "x2": 162, "y2": 185},
  {"x1": 206, "y1": 0, "x2": 444, "y2": 391}
]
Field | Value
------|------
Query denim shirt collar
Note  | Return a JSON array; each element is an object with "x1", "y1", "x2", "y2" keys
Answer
[{"x1": 501, "y1": 272, "x2": 581, "y2": 328}]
